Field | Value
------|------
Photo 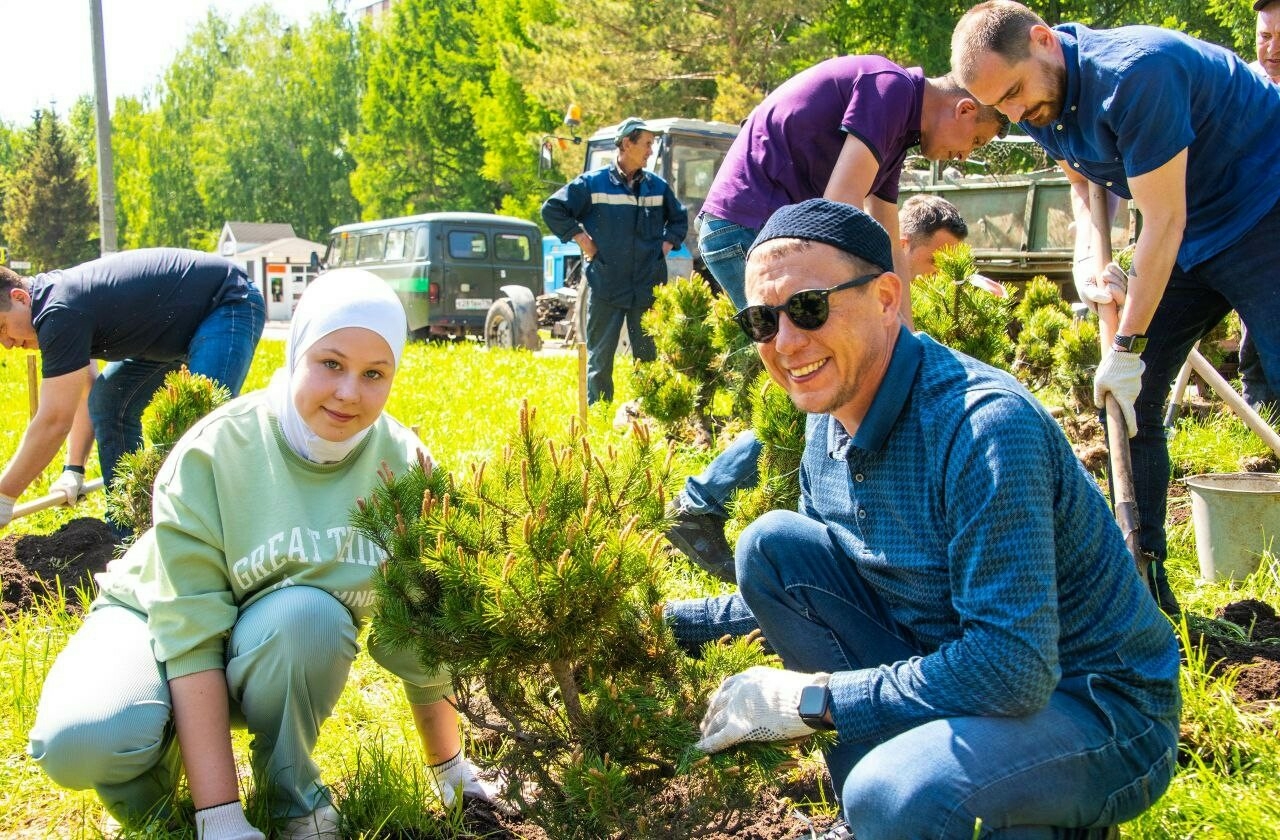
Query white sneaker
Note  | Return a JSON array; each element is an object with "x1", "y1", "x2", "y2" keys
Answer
[{"x1": 279, "y1": 803, "x2": 340, "y2": 840}]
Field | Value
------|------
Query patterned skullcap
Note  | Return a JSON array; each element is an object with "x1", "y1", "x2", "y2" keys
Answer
[{"x1": 750, "y1": 198, "x2": 894, "y2": 273}]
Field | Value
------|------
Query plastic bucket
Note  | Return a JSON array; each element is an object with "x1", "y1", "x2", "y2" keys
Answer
[{"x1": 1183, "y1": 473, "x2": 1280, "y2": 583}]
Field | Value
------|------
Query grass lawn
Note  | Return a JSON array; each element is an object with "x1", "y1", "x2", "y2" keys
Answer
[{"x1": 2, "y1": 336, "x2": 1279, "y2": 837}]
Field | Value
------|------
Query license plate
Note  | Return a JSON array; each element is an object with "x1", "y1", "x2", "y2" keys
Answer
[{"x1": 455, "y1": 298, "x2": 493, "y2": 310}]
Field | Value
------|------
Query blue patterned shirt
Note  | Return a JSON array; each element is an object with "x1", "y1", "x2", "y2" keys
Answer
[{"x1": 805, "y1": 328, "x2": 1180, "y2": 744}]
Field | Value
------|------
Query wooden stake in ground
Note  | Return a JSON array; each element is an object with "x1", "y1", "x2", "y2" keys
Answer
[
  {"x1": 1089, "y1": 182, "x2": 1145, "y2": 579},
  {"x1": 27, "y1": 355, "x2": 38, "y2": 420},
  {"x1": 577, "y1": 341, "x2": 588, "y2": 426}
]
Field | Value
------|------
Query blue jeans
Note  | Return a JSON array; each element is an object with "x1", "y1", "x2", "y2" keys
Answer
[
  {"x1": 1128, "y1": 198, "x2": 1280, "y2": 570},
  {"x1": 735, "y1": 510, "x2": 1178, "y2": 838},
  {"x1": 584, "y1": 288, "x2": 655, "y2": 404},
  {"x1": 696, "y1": 212, "x2": 757, "y2": 311},
  {"x1": 88, "y1": 287, "x2": 265, "y2": 494},
  {"x1": 679, "y1": 430, "x2": 763, "y2": 519},
  {"x1": 1238, "y1": 324, "x2": 1277, "y2": 411},
  {"x1": 680, "y1": 214, "x2": 766, "y2": 516}
]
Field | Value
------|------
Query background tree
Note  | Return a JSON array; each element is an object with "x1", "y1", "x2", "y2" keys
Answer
[
  {"x1": 1, "y1": 109, "x2": 97, "y2": 271},
  {"x1": 351, "y1": 0, "x2": 499, "y2": 218},
  {"x1": 0, "y1": 121, "x2": 20, "y2": 250},
  {"x1": 193, "y1": 7, "x2": 360, "y2": 242}
]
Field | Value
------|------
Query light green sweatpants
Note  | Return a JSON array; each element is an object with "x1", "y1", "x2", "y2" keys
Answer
[{"x1": 28, "y1": 586, "x2": 450, "y2": 824}]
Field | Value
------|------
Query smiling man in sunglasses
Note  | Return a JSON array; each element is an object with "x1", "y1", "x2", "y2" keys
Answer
[{"x1": 693, "y1": 198, "x2": 1180, "y2": 840}]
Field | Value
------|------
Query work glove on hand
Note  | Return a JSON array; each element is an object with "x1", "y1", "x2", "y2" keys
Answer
[
  {"x1": 1073, "y1": 259, "x2": 1129, "y2": 314},
  {"x1": 1094, "y1": 350, "x2": 1145, "y2": 438},
  {"x1": 695, "y1": 666, "x2": 823, "y2": 754},
  {"x1": 0, "y1": 493, "x2": 16, "y2": 528},
  {"x1": 194, "y1": 802, "x2": 265, "y2": 840},
  {"x1": 51, "y1": 469, "x2": 85, "y2": 506},
  {"x1": 429, "y1": 752, "x2": 503, "y2": 810},
  {"x1": 1072, "y1": 255, "x2": 1112, "y2": 313},
  {"x1": 1099, "y1": 261, "x2": 1129, "y2": 307}
]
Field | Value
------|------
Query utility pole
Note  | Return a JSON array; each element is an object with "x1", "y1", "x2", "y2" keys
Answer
[{"x1": 88, "y1": 0, "x2": 118, "y2": 254}]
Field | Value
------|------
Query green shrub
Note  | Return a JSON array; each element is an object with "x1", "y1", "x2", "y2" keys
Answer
[
  {"x1": 353, "y1": 401, "x2": 786, "y2": 838},
  {"x1": 1013, "y1": 276, "x2": 1074, "y2": 390},
  {"x1": 632, "y1": 276, "x2": 757, "y2": 447},
  {"x1": 104, "y1": 368, "x2": 230, "y2": 536},
  {"x1": 912, "y1": 244, "x2": 1014, "y2": 370}
]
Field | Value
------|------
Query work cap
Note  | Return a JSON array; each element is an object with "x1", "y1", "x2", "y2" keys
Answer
[
  {"x1": 615, "y1": 116, "x2": 656, "y2": 145},
  {"x1": 750, "y1": 198, "x2": 894, "y2": 274}
]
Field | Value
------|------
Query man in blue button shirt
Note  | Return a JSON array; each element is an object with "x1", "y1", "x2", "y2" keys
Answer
[
  {"x1": 693, "y1": 199, "x2": 1180, "y2": 840},
  {"x1": 950, "y1": 1, "x2": 1280, "y2": 617}
]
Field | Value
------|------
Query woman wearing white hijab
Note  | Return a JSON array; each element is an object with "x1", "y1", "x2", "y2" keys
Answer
[{"x1": 29, "y1": 270, "x2": 498, "y2": 839}]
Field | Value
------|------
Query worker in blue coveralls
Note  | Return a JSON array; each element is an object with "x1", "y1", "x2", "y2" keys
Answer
[
  {"x1": 692, "y1": 198, "x2": 1180, "y2": 840},
  {"x1": 951, "y1": 0, "x2": 1280, "y2": 616},
  {"x1": 541, "y1": 117, "x2": 688, "y2": 404}
]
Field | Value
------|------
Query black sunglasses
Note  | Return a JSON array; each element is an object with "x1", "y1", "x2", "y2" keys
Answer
[{"x1": 733, "y1": 272, "x2": 883, "y2": 343}]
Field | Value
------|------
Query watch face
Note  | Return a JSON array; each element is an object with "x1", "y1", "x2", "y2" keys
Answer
[{"x1": 798, "y1": 684, "x2": 829, "y2": 719}]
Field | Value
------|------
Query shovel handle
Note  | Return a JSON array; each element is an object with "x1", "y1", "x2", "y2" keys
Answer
[
  {"x1": 1088, "y1": 182, "x2": 1145, "y2": 577},
  {"x1": 10, "y1": 478, "x2": 106, "y2": 521}
]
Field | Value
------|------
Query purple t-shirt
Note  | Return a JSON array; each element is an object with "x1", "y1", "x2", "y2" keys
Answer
[{"x1": 701, "y1": 56, "x2": 924, "y2": 231}]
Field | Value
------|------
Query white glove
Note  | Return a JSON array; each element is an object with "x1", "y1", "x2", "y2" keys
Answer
[
  {"x1": 695, "y1": 666, "x2": 821, "y2": 754},
  {"x1": 1094, "y1": 350, "x2": 1145, "y2": 438},
  {"x1": 1072, "y1": 256, "x2": 1129, "y2": 313},
  {"x1": 0, "y1": 493, "x2": 15, "y2": 528},
  {"x1": 430, "y1": 752, "x2": 503, "y2": 809},
  {"x1": 195, "y1": 802, "x2": 264, "y2": 840},
  {"x1": 1100, "y1": 262, "x2": 1128, "y2": 307},
  {"x1": 51, "y1": 469, "x2": 85, "y2": 506}
]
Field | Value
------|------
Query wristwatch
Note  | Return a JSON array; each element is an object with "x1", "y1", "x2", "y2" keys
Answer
[
  {"x1": 797, "y1": 673, "x2": 836, "y2": 731},
  {"x1": 1112, "y1": 333, "x2": 1147, "y2": 353}
]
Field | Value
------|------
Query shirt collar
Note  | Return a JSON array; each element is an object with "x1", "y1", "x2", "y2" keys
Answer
[
  {"x1": 612, "y1": 159, "x2": 645, "y2": 188},
  {"x1": 826, "y1": 325, "x2": 922, "y2": 457}
]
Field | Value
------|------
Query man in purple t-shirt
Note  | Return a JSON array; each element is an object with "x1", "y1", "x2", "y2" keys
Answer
[
  {"x1": 666, "y1": 56, "x2": 1006, "y2": 575},
  {"x1": 697, "y1": 55, "x2": 1006, "y2": 313}
]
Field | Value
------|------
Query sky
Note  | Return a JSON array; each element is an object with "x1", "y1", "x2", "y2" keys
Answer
[{"x1": 0, "y1": 0, "x2": 350, "y2": 126}]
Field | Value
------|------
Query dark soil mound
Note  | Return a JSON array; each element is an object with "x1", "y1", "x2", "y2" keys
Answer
[
  {"x1": 1188, "y1": 599, "x2": 1280, "y2": 706},
  {"x1": 1, "y1": 517, "x2": 118, "y2": 621},
  {"x1": 455, "y1": 778, "x2": 820, "y2": 840}
]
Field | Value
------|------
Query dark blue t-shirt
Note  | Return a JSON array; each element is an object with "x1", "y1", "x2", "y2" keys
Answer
[
  {"x1": 30, "y1": 248, "x2": 253, "y2": 378},
  {"x1": 1023, "y1": 24, "x2": 1280, "y2": 270}
]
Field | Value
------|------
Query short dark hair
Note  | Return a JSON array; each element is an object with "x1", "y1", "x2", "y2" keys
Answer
[
  {"x1": 951, "y1": 0, "x2": 1047, "y2": 87},
  {"x1": 931, "y1": 73, "x2": 1011, "y2": 138},
  {"x1": 900, "y1": 194, "x2": 968, "y2": 244},
  {"x1": 0, "y1": 266, "x2": 26, "y2": 312}
]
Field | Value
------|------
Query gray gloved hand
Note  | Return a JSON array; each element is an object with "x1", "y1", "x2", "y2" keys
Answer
[
  {"x1": 695, "y1": 665, "x2": 822, "y2": 754},
  {"x1": 0, "y1": 493, "x2": 15, "y2": 528},
  {"x1": 1099, "y1": 261, "x2": 1128, "y2": 307},
  {"x1": 1072, "y1": 255, "x2": 1113, "y2": 313},
  {"x1": 194, "y1": 802, "x2": 264, "y2": 840},
  {"x1": 1094, "y1": 350, "x2": 1145, "y2": 437},
  {"x1": 51, "y1": 469, "x2": 85, "y2": 506}
]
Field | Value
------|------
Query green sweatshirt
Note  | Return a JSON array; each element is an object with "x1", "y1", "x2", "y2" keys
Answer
[{"x1": 96, "y1": 390, "x2": 425, "y2": 681}]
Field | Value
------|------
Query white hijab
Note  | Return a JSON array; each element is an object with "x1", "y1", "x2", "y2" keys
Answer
[{"x1": 268, "y1": 268, "x2": 408, "y2": 463}]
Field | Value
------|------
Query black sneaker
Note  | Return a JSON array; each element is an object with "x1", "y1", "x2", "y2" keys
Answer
[
  {"x1": 793, "y1": 818, "x2": 853, "y2": 839},
  {"x1": 665, "y1": 502, "x2": 736, "y2": 582}
]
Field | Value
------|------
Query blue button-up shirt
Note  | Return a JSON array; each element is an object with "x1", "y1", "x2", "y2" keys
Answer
[
  {"x1": 1023, "y1": 23, "x2": 1280, "y2": 270},
  {"x1": 804, "y1": 328, "x2": 1180, "y2": 745}
]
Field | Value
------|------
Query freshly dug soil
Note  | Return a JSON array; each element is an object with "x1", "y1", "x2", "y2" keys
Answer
[
  {"x1": 0, "y1": 517, "x2": 117, "y2": 621},
  {"x1": 1188, "y1": 598, "x2": 1280, "y2": 706},
  {"x1": 457, "y1": 780, "x2": 822, "y2": 840}
]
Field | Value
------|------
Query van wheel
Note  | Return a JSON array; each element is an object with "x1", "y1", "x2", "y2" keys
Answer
[{"x1": 485, "y1": 298, "x2": 537, "y2": 350}]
